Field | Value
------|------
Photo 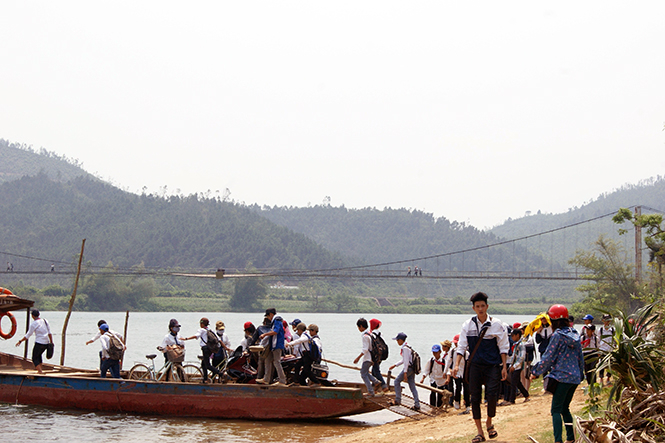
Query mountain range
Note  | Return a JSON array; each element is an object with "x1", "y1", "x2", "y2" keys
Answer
[{"x1": 1, "y1": 138, "x2": 662, "y2": 301}]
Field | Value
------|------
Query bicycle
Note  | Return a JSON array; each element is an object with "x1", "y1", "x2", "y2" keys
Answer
[{"x1": 129, "y1": 351, "x2": 202, "y2": 382}]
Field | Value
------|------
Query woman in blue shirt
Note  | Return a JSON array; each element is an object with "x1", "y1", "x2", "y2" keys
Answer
[{"x1": 531, "y1": 305, "x2": 585, "y2": 443}]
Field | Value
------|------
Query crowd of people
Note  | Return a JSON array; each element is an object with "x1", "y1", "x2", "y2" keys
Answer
[{"x1": 15, "y1": 296, "x2": 609, "y2": 443}]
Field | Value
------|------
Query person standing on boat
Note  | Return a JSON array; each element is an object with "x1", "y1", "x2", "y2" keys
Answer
[
  {"x1": 286, "y1": 323, "x2": 323, "y2": 386},
  {"x1": 15, "y1": 309, "x2": 53, "y2": 374},
  {"x1": 453, "y1": 291, "x2": 509, "y2": 442},
  {"x1": 288, "y1": 322, "x2": 307, "y2": 358},
  {"x1": 159, "y1": 318, "x2": 186, "y2": 378},
  {"x1": 184, "y1": 317, "x2": 222, "y2": 383},
  {"x1": 86, "y1": 320, "x2": 124, "y2": 372},
  {"x1": 212, "y1": 321, "x2": 233, "y2": 368},
  {"x1": 252, "y1": 316, "x2": 273, "y2": 379},
  {"x1": 98, "y1": 323, "x2": 122, "y2": 378},
  {"x1": 258, "y1": 308, "x2": 287, "y2": 386},
  {"x1": 240, "y1": 321, "x2": 256, "y2": 353}
]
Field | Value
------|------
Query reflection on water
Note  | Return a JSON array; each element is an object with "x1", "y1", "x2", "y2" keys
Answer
[
  {"x1": 0, "y1": 403, "x2": 374, "y2": 442},
  {"x1": 0, "y1": 311, "x2": 530, "y2": 442}
]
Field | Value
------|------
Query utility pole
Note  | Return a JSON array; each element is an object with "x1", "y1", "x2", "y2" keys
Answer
[{"x1": 635, "y1": 206, "x2": 642, "y2": 284}]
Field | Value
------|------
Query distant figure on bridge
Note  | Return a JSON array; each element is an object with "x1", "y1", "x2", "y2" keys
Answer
[
  {"x1": 406, "y1": 266, "x2": 412, "y2": 276},
  {"x1": 414, "y1": 266, "x2": 419, "y2": 276},
  {"x1": 419, "y1": 267, "x2": 423, "y2": 277},
  {"x1": 51, "y1": 264, "x2": 55, "y2": 272}
]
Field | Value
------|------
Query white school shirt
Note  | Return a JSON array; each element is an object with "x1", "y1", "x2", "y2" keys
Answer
[
  {"x1": 361, "y1": 331, "x2": 373, "y2": 363},
  {"x1": 597, "y1": 325, "x2": 614, "y2": 352},
  {"x1": 448, "y1": 344, "x2": 468, "y2": 378},
  {"x1": 456, "y1": 315, "x2": 510, "y2": 358},
  {"x1": 216, "y1": 330, "x2": 232, "y2": 350},
  {"x1": 195, "y1": 327, "x2": 209, "y2": 347},
  {"x1": 290, "y1": 331, "x2": 303, "y2": 357},
  {"x1": 289, "y1": 332, "x2": 323, "y2": 356},
  {"x1": 424, "y1": 354, "x2": 447, "y2": 386},
  {"x1": 23, "y1": 318, "x2": 52, "y2": 345},
  {"x1": 89, "y1": 329, "x2": 121, "y2": 344},
  {"x1": 394, "y1": 342, "x2": 413, "y2": 373},
  {"x1": 99, "y1": 332, "x2": 123, "y2": 359},
  {"x1": 160, "y1": 332, "x2": 184, "y2": 350}
]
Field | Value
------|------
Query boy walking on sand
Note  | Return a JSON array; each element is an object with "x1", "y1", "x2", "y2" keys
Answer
[
  {"x1": 453, "y1": 292, "x2": 509, "y2": 442},
  {"x1": 389, "y1": 332, "x2": 421, "y2": 410}
]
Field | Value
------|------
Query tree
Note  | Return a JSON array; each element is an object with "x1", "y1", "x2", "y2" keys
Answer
[
  {"x1": 230, "y1": 277, "x2": 267, "y2": 311},
  {"x1": 327, "y1": 290, "x2": 358, "y2": 312},
  {"x1": 569, "y1": 235, "x2": 642, "y2": 315},
  {"x1": 614, "y1": 208, "x2": 665, "y2": 296}
]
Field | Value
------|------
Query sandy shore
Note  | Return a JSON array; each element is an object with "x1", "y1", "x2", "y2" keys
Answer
[{"x1": 328, "y1": 389, "x2": 585, "y2": 443}]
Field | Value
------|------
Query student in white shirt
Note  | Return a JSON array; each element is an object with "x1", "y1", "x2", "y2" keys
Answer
[
  {"x1": 353, "y1": 318, "x2": 381, "y2": 396},
  {"x1": 288, "y1": 322, "x2": 307, "y2": 358},
  {"x1": 286, "y1": 324, "x2": 323, "y2": 386},
  {"x1": 453, "y1": 292, "x2": 509, "y2": 442},
  {"x1": 596, "y1": 314, "x2": 614, "y2": 386},
  {"x1": 184, "y1": 317, "x2": 222, "y2": 383},
  {"x1": 98, "y1": 323, "x2": 123, "y2": 378},
  {"x1": 389, "y1": 332, "x2": 421, "y2": 410},
  {"x1": 15, "y1": 309, "x2": 53, "y2": 374},
  {"x1": 420, "y1": 343, "x2": 448, "y2": 407},
  {"x1": 86, "y1": 319, "x2": 122, "y2": 371}
]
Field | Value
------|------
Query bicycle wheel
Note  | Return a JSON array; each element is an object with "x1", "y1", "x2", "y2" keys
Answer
[
  {"x1": 156, "y1": 363, "x2": 178, "y2": 382},
  {"x1": 128, "y1": 363, "x2": 152, "y2": 380},
  {"x1": 182, "y1": 364, "x2": 203, "y2": 383}
]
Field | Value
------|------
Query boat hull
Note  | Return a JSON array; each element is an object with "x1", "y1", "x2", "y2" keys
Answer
[{"x1": 0, "y1": 352, "x2": 380, "y2": 419}]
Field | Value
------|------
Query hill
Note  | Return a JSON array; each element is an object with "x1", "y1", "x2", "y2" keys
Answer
[
  {"x1": 0, "y1": 139, "x2": 95, "y2": 184},
  {"x1": 0, "y1": 173, "x2": 346, "y2": 273},
  {"x1": 489, "y1": 176, "x2": 665, "y2": 265}
]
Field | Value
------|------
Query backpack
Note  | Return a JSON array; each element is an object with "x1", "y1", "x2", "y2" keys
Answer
[
  {"x1": 309, "y1": 335, "x2": 322, "y2": 363},
  {"x1": 370, "y1": 331, "x2": 389, "y2": 364},
  {"x1": 106, "y1": 333, "x2": 124, "y2": 360},
  {"x1": 205, "y1": 329, "x2": 221, "y2": 353},
  {"x1": 406, "y1": 345, "x2": 421, "y2": 375}
]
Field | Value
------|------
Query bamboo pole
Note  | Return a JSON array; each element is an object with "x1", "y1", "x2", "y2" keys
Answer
[
  {"x1": 322, "y1": 358, "x2": 449, "y2": 395},
  {"x1": 121, "y1": 310, "x2": 129, "y2": 370},
  {"x1": 23, "y1": 307, "x2": 30, "y2": 359},
  {"x1": 60, "y1": 239, "x2": 85, "y2": 366}
]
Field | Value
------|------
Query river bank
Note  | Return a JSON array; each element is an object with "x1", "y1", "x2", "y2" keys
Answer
[{"x1": 327, "y1": 388, "x2": 586, "y2": 443}]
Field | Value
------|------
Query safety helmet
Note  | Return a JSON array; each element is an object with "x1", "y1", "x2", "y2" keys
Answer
[{"x1": 547, "y1": 304, "x2": 569, "y2": 320}]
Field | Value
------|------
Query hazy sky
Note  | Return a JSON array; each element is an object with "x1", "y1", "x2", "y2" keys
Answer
[{"x1": 1, "y1": 2, "x2": 664, "y2": 229}]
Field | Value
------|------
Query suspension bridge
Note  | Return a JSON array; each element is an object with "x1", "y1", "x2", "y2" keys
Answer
[{"x1": 1, "y1": 205, "x2": 661, "y2": 283}]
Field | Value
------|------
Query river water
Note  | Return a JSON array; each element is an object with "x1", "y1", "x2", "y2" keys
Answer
[{"x1": 0, "y1": 311, "x2": 530, "y2": 442}]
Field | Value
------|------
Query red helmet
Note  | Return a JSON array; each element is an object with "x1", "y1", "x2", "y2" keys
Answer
[
  {"x1": 513, "y1": 322, "x2": 522, "y2": 329},
  {"x1": 453, "y1": 334, "x2": 460, "y2": 344},
  {"x1": 547, "y1": 304, "x2": 569, "y2": 320}
]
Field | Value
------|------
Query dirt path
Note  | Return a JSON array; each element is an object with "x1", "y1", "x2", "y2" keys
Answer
[{"x1": 328, "y1": 389, "x2": 585, "y2": 443}]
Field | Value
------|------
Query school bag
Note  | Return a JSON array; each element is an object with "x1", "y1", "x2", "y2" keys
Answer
[
  {"x1": 205, "y1": 329, "x2": 221, "y2": 353},
  {"x1": 406, "y1": 345, "x2": 421, "y2": 375},
  {"x1": 106, "y1": 333, "x2": 124, "y2": 360},
  {"x1": 309, "y1": 335, "x2": 322, "y2": 363},
  {"x1": 370, "y1": 331, "x2": 389, "y2": 364}
]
